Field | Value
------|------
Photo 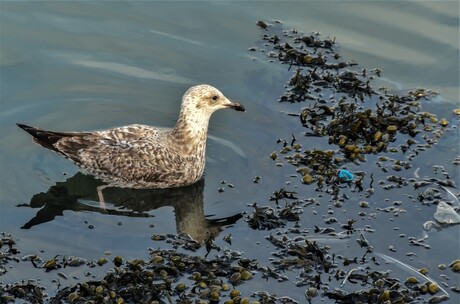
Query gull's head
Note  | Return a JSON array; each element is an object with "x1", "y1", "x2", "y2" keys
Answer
[{"x1": 181, "y1": 84, "x2": 245, "y2": 116}]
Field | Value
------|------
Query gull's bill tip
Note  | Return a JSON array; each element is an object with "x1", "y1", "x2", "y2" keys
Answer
[{"x1": 227, "y1": 101, "x2": 245, "y2": 112}]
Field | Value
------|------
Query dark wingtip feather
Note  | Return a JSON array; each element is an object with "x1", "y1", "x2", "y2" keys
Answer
[
  {"x1": 17, "y1": 123, "x2": 34, "y2": 131},
  {"x1": 17, "y1": 123, "x2": 62, "y2": 152},
  {"x1": 17, "y1": 123, "x2": 43, "y2": 138}
]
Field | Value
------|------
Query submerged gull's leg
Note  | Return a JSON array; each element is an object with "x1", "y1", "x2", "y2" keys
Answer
[{"x1": 97, "y1": 185, "x2": 109, "y2": 209}]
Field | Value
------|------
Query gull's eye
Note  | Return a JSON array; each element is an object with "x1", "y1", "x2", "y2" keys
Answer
[{"x1": 212, "y1": 95, "x2": 218, "y2": 101}]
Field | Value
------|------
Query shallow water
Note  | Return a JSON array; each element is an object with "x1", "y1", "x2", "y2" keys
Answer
[{"x1": 1, "y1": 1, "x2": 459, "y2": 302}]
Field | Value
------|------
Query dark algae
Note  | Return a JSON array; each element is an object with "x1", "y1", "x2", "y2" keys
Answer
[
  {"x1": 247, "y1": 20, "x2": 458, "y2": 303},
  {"x1": 2, "y1": 20, "x2": 459, "y2": 304},
  {"x1": 50, "y1": 249, "x2": 256, "y2": 304},
  {"x1": 257, "y1": 21, "x2": 452, "y2": 197}
]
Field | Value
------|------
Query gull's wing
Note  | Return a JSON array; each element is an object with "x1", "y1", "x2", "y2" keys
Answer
[{"x1": 18, "y1": 124, "x2": 173, "y2": 181}]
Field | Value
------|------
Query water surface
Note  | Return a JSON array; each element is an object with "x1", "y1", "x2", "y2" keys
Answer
[{"x1": 1, "y1": 1, "x2": 459, "y2": 302}]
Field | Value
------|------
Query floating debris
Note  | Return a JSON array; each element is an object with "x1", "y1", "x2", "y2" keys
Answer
[
  {"x1": 433, "y1": 202, "x2": 460, "y2": 224},
  {"x1": 338, "y1": 169, "x2": 354, "y2": 181}
]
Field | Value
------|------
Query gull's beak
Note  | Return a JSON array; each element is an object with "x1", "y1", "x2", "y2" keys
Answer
[{"x1": 226, "y1": 100, "x2": 246, "y2": 112}]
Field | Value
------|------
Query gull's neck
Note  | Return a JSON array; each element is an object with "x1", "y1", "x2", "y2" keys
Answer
[{"x1": 169, "y1": 106, "x2": 212, "y2": 151}]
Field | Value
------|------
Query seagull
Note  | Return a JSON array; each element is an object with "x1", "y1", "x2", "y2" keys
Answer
[{"x1": 17, "y1": 85, "x2": 245, "y2": 193}]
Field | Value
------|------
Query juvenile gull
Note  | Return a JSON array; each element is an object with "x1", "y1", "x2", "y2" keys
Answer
[{"x1": 17, "y1": 85, "x2": 245, "y2": 189}]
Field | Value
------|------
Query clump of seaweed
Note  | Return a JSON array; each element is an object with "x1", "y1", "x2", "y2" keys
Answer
[
  {"x1": 1, "y1": 233, "x2": 47, "y2": 304},
  {"x1": 247, "y1": 204, "x2": 286, "y2": 230},
  {"x1": 247, "y1": 22, "x2": 457, "y2": 304},
  {"x1": 49, "y1": 248, "x2": 257, "y2": 303},
  {"x1": 0, "y1": 233, "x2": 20, "y2": 271},
  {"x1": 0, "y1": 231, "x2": 259, "y2": 304},
  {"x1": 246, "y1": 188, "x2": 304, "y2": 230},
  {"x1": 253, "y1": 21, "x2": 454, "y2": 194},
  {"x1": 1, "y1": 282, "x2": 45, "y2": 304},
  {"x1": 3, "y1": 228, "x2": 453, "y2": 304},
  {"x1": 264, "y1": 231, "x2": 452, "y2": 304}
]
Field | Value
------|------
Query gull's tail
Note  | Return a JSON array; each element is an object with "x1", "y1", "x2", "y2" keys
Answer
[{"x1": 17, "y1": 123, "x2": 71, "y2": 153}]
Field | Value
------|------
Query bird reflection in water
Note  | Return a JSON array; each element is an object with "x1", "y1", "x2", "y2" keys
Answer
[{"x1": 18, "y1": 173, "x2": 242, "y2": 243}]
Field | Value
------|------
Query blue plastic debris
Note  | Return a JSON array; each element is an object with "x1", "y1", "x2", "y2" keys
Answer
[{"x1": 339, "y1": 169, "x2": 354, "y2": 181}]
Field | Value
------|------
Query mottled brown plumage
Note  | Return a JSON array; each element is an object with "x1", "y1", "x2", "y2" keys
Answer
[{"x1": 17, "y1": 85, "x2": 245, "y2": 189}]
